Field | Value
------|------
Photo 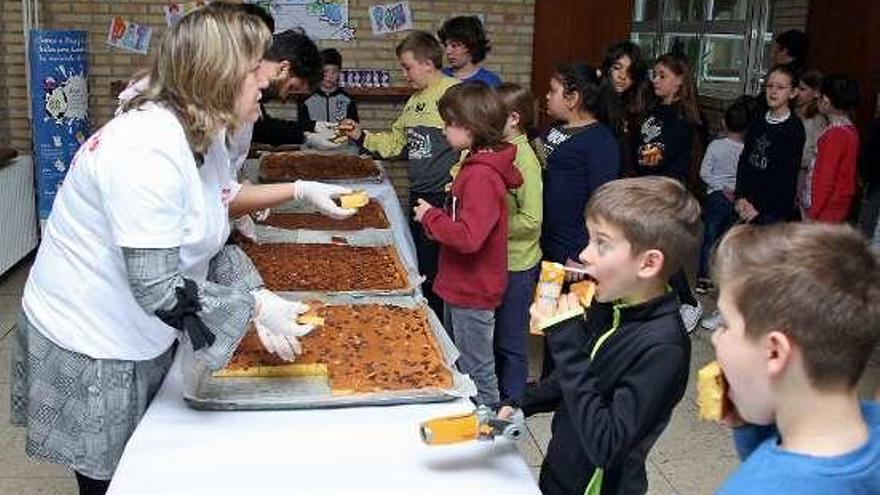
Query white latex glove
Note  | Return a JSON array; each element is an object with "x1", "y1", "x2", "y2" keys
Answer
[
  {"x1": 252, "y1": 289, "x2": 314, "y2": 361},
  {"x1": 293, "y1": 180, "x2": 355, "y2": 219},
  {"x1": 305, "y1": 132, "x2": 344, "y2": 151},
  {"x1": 314, "y1": 121, "x2": 337, "y2": 135},
  {"x1": 233, "y1": 214, "x2": 258, "y2": 242},
  {"x1": 254, "y1": 208, "x2": 271, "y2": 222}
]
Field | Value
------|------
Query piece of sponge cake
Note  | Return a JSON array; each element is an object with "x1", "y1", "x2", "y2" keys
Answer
[
  {"x1": 339, "y1": 190, "x2": 369, "y2": 209},
  {"x1": 569, "y1": 280, "x2": 596, "y2": 307},
  {"x1": 297, "y1": 314, "x2": 325, "y2": 327},
  {"x1": 697, "y1": 361, "x2": 731, "y2": 421}
]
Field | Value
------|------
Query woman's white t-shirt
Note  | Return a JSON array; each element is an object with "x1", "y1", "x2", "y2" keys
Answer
[{"x1": 23, "y1": 104, "x2": 234, "y2": 360}]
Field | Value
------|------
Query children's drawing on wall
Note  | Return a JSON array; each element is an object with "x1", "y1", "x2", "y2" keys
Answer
[
  {"x1": 369, "y1": 1, "x2": 413, "y2": 35},
  {"x1": 106, "y1": 17, "x2": 152, "y2": 54},
  {"x1": 246, "y1": 0, "x2": 355, "y2": 40}
]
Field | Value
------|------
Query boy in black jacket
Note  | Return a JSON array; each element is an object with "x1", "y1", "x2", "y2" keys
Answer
[{"x1": 501, "y1": 176, "x2": 702, "y2": 495}]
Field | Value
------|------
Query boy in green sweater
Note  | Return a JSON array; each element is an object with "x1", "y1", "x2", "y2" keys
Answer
[
  {"x1": 494, "y1": 83, "x2": 543, "y2": 402},
  {"x1": 341, "y1": 31, "x2": 459, "y2": 317}
]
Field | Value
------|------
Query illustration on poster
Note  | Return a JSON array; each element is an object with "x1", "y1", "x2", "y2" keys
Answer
[
  {"x1": 307, "y1": 0, "x2": 345, "y2": 26},
  {"x1": 376, "y1": 3, "x2": 407, "y2": 31},
  {"x1": 42, "y1": 71, "x2": 88, "y2": 125}
]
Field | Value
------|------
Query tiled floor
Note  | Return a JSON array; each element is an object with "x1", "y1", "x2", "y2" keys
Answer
[{"x1": 1, "y1": 255, "x2": 878, "y2": 494}]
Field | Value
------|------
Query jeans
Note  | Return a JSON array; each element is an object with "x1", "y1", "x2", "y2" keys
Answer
[
  {"x1": 494, "y1": 264, "x2": 539, "y2": 403},
  {"x1": 444, "y1": 303, "x2": 500, "y2": 405},
  {"x1": 699, "y1": 191, "x2": 735, "y2": 279},
  {"x1": 670, "y1": 269, "x2": 698, "y2": 307},
  {"x1": 410, "y1": 191, "x2": 446, "y2": 318}
]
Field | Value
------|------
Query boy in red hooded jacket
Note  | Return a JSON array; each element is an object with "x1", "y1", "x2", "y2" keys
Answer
[{"x1": 414, "y1": 82, "x2": 523, "y2": 405}]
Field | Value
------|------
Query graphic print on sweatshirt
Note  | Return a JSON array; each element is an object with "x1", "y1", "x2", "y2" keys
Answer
[
  {"x1": 749, "y1": 134, "x2": 771, "y2": 170},
  {"x1": 543, "y1": 126, "x2": 576, "y2": 158},
  {"x1": 640, "y1": 115, "x2": 663, "y2": 144},
  {"x1": 407, "y1": 128, "x2": 433, "y2": 160},
  {"x1": 331, "y1": 99, "x2": 348, "y2": 121}
]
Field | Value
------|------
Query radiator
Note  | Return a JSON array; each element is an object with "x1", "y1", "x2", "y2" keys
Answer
[{"x1": 0, "y1": 154, "x2": 38, "y2": 275}]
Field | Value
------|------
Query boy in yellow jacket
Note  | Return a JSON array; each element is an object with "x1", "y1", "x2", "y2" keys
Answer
[{"x1": 342, "y1": 31, "x2": 459, "y2": 317}]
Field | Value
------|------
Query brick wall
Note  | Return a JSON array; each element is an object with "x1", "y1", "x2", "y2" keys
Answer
[
  {"x1": 0, "y1": 0, "x2": 535, "y2": 152},
  {"x1": 2, "y1": 2, "x2": 26, "y2": 150}
]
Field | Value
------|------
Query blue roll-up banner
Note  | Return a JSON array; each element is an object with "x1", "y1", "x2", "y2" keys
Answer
[{"x1": 28, "y1": 30, "x2": 90, "y2": 220}]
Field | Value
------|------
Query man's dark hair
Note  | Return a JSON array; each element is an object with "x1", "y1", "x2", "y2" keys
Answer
[
  {"x1": 820, "y1": 74, "x2": 860, "y2": 111},
  {"x1": 775, "y1": 29, "x2": 808, "y2": 62},
  {"x1": 238, "y1": 3, "x2": 274, "y2": 33},
  {"x1": 437, "y1": 16, "x2": 491, "y2": 64},
  {"x1": 320, "y1": 48, "x2": 342, "y2": 67},
  {"x1": 265, "y1": 28, "x2": 322, "y2": 87}
]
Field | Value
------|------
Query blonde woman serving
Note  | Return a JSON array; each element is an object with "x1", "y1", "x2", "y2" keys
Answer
[{"x1": 11, "y1": 8, "x2": 343, "y2": 495}]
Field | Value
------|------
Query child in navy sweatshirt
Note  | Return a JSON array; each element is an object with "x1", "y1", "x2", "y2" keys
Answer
[
  {"x1": 541, "y1": 63, "x2": 620, "y2": 266},
  {"x1": 735, "y1": 64, "x2": 805, "y2": 224},
  {"x1": 539, "y1": 63, "x2": 620, "y2": 377},
  {"x1": 635, "y1": 53, "x2": 701, "y2": 184},
  {"x1": 636, "y1": 53, "x2": 703, "y2": 332}
]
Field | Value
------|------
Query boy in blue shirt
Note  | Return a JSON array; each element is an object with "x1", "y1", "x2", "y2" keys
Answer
[
  {"x1": 437, "y1": 16, "x2": 502, "y2": 87},
  {"x1": 710, "y1": 222, "x2": 880, "y2": 494}
]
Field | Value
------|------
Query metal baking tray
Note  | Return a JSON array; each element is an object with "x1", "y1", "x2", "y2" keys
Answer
[
  {"x1": 181, "y1": 296, "x2": 476, "y2": 410},
  {"x1": 253, "y1": 198, "x2": 393, "y2": 241},
  {"x1": 257, "y1": 150, "x2": 385, "y2": 184},
  {"x1": 251, "y1": 222, "x2": 395, "y2": 246},
  {"x1": 238, "y1": 232, "x2": 422, "y2": 298}
]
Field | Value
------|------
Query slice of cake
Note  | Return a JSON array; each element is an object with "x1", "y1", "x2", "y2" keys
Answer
[
  {"x1": 339, "y1": 190, "x2": 369, "y2": 209},
  {"x1": 260, "y1": 152, "x2": 380, "y2": 182},
  {"x1": 216, "y1": 304, "x2": 453, "y2": 394},
  {"x1": 569, "y1": 280, "x2": 596, "y2": 307},
  {"x1": 697, "y1": 360, "x2": 731, "y2": 421},
  {"x1": 259, "y1": 201, "x2": 390, "y2": 230},
  {"x1": 238, "y1": 242, "x2": 409, "y2": 292}
]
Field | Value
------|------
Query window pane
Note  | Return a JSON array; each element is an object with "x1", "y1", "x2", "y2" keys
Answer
[
  {"x1": 631, "y1": 32, "x2": 658, "y2": 61},
  {"x1": 663, "y1": 33, "x2": 702, "y2": 65},
  {"x1": 664, "y1": 0, "x2": 706, "y2": 21},
  {"x1": 709, "y1": 0, "x2": 747, "y2": 20},
  {"x1": 633, "y1": 0, "x2": 661, "y2": 22},
  {"x1": 702, "y1": 34, "x2": 745, "y2": 82}
]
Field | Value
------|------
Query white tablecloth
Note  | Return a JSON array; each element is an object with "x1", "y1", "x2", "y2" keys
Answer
[
  {"x1": 107, "y1": 358, "x2": 539, "y2": 495},
  {"x1": 108, "y1": 158, "x2": 538, "y2": 494}
]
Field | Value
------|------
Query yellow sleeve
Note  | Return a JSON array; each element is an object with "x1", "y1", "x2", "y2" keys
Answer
[
  {"x1": 449, "y1": 149, "x2": 469, "y2": 179},
  {"x1": 363, "y1": 105, "x2": 408, "y2": 158}
]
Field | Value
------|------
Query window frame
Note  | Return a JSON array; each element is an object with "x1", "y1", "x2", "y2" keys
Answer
[{"x1": 631, "y1": 0, "x2": 774, "y2": 97}]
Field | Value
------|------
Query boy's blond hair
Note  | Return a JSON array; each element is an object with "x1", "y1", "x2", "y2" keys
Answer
[
  {"x1": 713, "y1": 222, "x2": 880, "y2": 389},
  {"x1": 395, "y1": 31, "x2": 443, "y2": 69},
  {"x1": 124, "y1": 6, "x2": 271, "y2": 155},
  {"x1": 586, "y1": 177, "x2": 702, "y2": 278}
]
